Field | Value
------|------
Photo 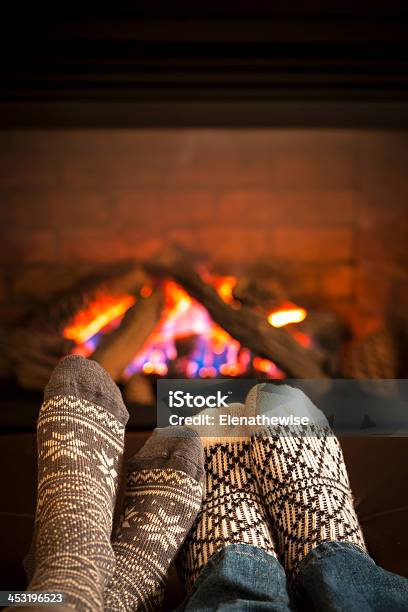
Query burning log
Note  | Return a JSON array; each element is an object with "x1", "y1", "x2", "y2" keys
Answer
[
  {"x1": 145, "y1": 248, "x2": 328, "y2": 379},
  {"x1": 8, "y1": 329, "x2": 75, "y2": 391},
  {"x1": 96, "y1": 262, "x2": 149, "y2": 299},
  {"x1": 232, "y1": 277, "x2": 286, "y2": 309},
  {"x1": 229, "y1": 273, "x2": 344, "y2": 375},
  {"x1": 32, "y1": 260, "x2": 148, "y2": 335},
  {"x1": 91, "y1": 288, "x2": 163, "y2": 380},
  {"x1": 6, "y1": 262, "x2": 150, "y2": 391}
]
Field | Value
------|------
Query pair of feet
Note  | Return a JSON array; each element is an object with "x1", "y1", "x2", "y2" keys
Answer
[
  {"x1": 25, "y1": 356, "x2": 366, "y2": 611},
  {"x1": 25, "y1": 356, "x2": 204, "y2": 611},
  {"x1": 181, "y1": 392, "x2": 367, "y2": 589}
]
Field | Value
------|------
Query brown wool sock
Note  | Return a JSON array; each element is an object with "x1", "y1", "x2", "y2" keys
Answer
[
  {"x1": 24, "y1": 355, "x2": 128, "y2": 612},
  {"x1": 104, "y1": 427, "x2": 204, "y2": 612}
]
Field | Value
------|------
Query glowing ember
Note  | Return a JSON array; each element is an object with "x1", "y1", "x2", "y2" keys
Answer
[
  {"x1": 253, "y1": 357, "x2": 284, "y2": 378},
  {"x1": 63, "y1": 276, "x2": 309, "y2": 379},
  {"x1": 212, "y1": 275, "x2": 237, "y2": 304},
  {"x1": 290, "y1": 330, "x2": 312, "y2": 349},
  {"x1": 268, "y1": 305, "x2": 307, "y2": 328}
]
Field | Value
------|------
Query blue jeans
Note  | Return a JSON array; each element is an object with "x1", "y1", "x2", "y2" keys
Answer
[{"x1": 179, "y1": 542, "x2": 408, "y2": 611}]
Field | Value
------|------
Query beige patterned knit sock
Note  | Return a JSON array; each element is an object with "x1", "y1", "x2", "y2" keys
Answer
[
  {"x1": 247, "y1": 384, "x2": 367, "y2": 577},
  {"x1": 178, "y1": 403, "x2": 277, "y2": 591},
  {"x1": 104, "y1": 427, "x2": 204, "y2": 612},
  {"x1": 25, "y1": 355, "x2": 128, "y2": 611}
]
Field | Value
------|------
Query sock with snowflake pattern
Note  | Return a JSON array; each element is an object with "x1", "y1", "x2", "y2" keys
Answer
[
  {"x1": 24, "y1": 355, "x2": 128, "y2": 612},
  {"x1": 104, "y1": 427, "x2": 204, "y2": 611}
]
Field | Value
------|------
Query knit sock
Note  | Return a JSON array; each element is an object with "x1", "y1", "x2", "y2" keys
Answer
[
  {"x1": 178, "y1": 403, "x2": 277, "y2": 591},
  {"x1": 248, "y1": 384, "x2": 367, "y2": 577},
  {"x1": 104, "y1": 427, "x2": 204, "y2": 612},
  {"x1": 25, "y1": 355, "x2": 129, "y2": 611}
]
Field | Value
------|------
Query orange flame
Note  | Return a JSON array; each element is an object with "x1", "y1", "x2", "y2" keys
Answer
[
  {"x1": 63, "y1": 275, "x2": 310, "y2": 379},
  {"x1": 268, "y1": 305, "x2": 307, "y2": 328},
  {"x1": 213, "y1": 275, "x2": 237, "y2": 304},
  {"x1": 64, "y1": 294, "x2": 136, "y2": 344},
  {"x1": 253, "y1": 357, "x2": 284, "y2": 378}
]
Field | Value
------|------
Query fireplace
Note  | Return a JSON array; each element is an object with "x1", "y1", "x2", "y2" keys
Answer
[
  {"x1": 0, "y1": 10, "x2": 407, "y2": 605},
  {"x1": 0, "y1": 127, "x2": 406, "y2": 428},
  {"x1": 1, "y1": 2, "x2": 408, "y2": 427}
]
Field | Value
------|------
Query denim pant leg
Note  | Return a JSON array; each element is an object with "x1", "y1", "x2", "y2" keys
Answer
[
  {"x1": 178, "y1": 543, "x2": 294, "y2": 611},
  {"x1": 296, "y1": 541, "x2": 408, "y2": 612}
]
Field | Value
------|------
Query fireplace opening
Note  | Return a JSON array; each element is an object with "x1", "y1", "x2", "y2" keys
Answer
[{"x1": 0, "y1": 129, "x2": 407, "y2": 426}]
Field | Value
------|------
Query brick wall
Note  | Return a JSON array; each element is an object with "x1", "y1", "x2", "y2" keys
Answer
[{"x1": 0, "y1": 129, "x2": 406, "y2": 335}]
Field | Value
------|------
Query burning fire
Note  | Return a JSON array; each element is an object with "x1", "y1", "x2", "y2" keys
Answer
[
  {"x1": 212, "y1": 275, "x2": 237, "y2": 304},
  {"x1": 64, "y1": 294, "x2": 136, "y2": 345},
  {"x1": 63, "y1": 275, "x2": 308, "y2": 379},
  {"x1": 267, "y1": 305, "x2": 307, "y2": 328},
  {"x1": 124, "y1": 280, "x2": 249, "y2": 379}
]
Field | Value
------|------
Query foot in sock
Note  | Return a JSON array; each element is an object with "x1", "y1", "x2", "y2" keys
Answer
[
  {"x1": 178, "y1": 403, "x2": 277, "y2": 591},
  {"x1": 247, "y1": 384, "x2": 367, "y2": 577},
  {"x1": 104, "y1": 427, "x2": 204, "y2": 611},
  {"x1": 25, "y1": 355, "x2": 129, "y2": 611}
]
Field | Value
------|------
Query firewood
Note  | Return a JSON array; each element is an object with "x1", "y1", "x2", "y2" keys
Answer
[
  {"x1": 233, "y1": 278, "x2": 346, "y2": 374},
  {"x1": 31, "y1": 261, "x2": 149, "y2": 334},
  {"x1": 91, "y1": 288, "x2": 163, "y2": 380},
  {"x1": 8, "y1": 328, "x2": 75, "y2": 390},
  {"x1": 6, "y1": 262, "x2": 150, "y2": 391},
  {"x1": 233, "y1": 277, "x2": 286, "y2": 309},
  {"x1": 145, "y1": 247, "x2": 327, "y2": 379},
  {"x1": 96, "y1": 261, "x2": 149, "y2": 298}
]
